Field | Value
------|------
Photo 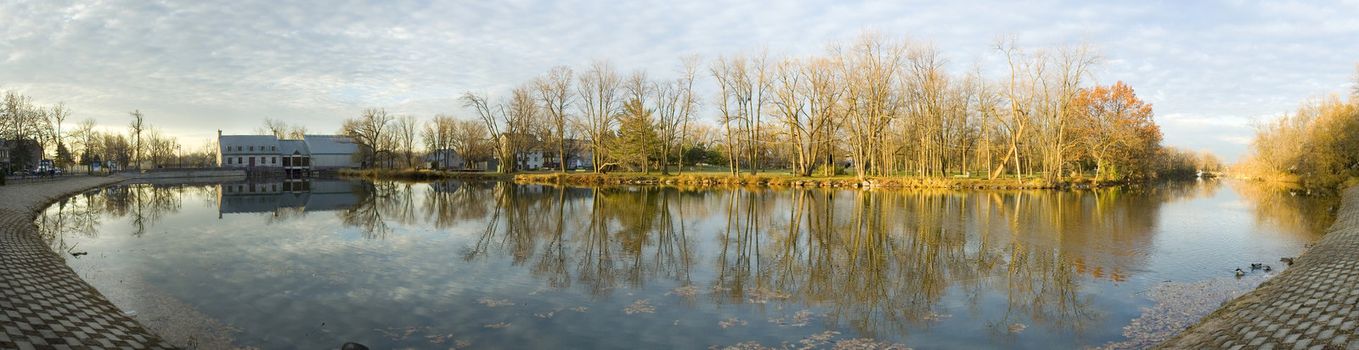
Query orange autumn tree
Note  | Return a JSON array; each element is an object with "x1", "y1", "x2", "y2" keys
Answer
[{"x1": 1070, "y1": 81, "x2": 1162, "y2": 180}]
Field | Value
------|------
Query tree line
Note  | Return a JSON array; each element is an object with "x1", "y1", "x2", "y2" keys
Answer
[
  {"x1": 1, "y1": 90, "x2": 216, "y2": 174},
  {"x1": 1237, "y1": 65, "x2": 1359, "y2": 192},
  {"x1": 344, "y1": 32, "x2": 1200, "y2": 181}
]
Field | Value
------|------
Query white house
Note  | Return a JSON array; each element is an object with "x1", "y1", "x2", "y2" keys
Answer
[
  {"x1": 218, "y1": 132, "x2": 359, "y2": 174},
  {"x1": 425, "y1": 149, "x2": 465, "y2": 170}
]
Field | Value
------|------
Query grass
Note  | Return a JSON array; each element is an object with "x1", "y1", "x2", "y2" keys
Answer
[
  {"x1": 514, "y1": 170, "x2": 1113, "y2": 190},
  {"x1": 340, "y1": 167, "x2": 1122, "y2": 190},
  {"x1": 337, "y1": 168, "x2": 510, "y2": 182}
]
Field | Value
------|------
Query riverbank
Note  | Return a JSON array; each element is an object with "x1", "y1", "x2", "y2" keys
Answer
[
  {"x1": 0, "y1": 176, "x2": 175, "y2": 349},
  {"x1": 1158, "y1": 186, "x2": 1359, "y2": 349},
  {"x1": 336, "y1": 168, "x2": 511, "y2": 181},
  {"x1": 514, "y1": 172, "x2": 1119, "y2": 190},
  {"x1": 337, "y1": 167, "x2": 1137, "y2": 190}
]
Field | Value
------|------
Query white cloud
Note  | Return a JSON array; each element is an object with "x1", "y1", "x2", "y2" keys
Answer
[{"x1": 0, "y1": 0, "x2": 1355, "y2": 160}]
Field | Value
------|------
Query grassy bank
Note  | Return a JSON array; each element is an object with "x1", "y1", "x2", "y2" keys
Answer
[
  {"x1": 336, "y1": 168, "x2": 511, "y2": 181},
  {"x1": 514, "y1": 171, "x2": 1118, "y2": 190},
  {"x1": 338, "y1": 168, "x2": 1125, "y2": 190}
]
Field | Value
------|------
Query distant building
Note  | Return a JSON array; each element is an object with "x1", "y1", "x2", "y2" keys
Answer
[
  {"x1": 493, "y1": 135, "x2": 599, "y2": 171},
  {"x1": 425, "y1": 149, "x2": 465, "y2": 170},
  {"x1": 0, "y1": 139, "x2": 43, "y2": 172},
  {"x1": 217, "y1": 132, "x2": 359, "y2": 175}
]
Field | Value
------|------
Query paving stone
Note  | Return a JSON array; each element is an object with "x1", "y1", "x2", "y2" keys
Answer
[
  {"x1": 1158, "y1": 187, "x2": 1359, "y2": 349},
  {"x1": 0, "y1": 177, "x2": 175, "y2": 349}
]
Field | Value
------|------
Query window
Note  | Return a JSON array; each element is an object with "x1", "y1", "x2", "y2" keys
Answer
[
  {"x1": 237, "y1": 157, "x2": 242, "y2": 164},
  {"x1": 227, "y1": 158, "x2": 232, "y2": 165},
  {"x1": 272, "y1": 157, "x2": 277, "y2": 164},
  {"x1": 272, "y1": 146, "x2": 276, "y2": 151}
]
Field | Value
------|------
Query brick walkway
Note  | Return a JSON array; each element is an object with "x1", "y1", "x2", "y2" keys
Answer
[
  {"x1": 0, "y1": 176, "x2": 175, "y2": 349},
  {"x1": 1160, "y1": 186, "x2": 1359, "y2": 349}
]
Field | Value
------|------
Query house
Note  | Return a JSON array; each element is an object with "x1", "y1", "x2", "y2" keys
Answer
[
  {"x1": 217, "y1": 132, "x2": 359, "y2": 175},
  {"x1": 0, "y1": 139, "x2": 43, "y2": 172},
  {"x1": 425, "y1": 149, "x2": 465, "y2": 170},
  {"x1": 540, "y1": 138, "x2": 594, "y2": 170}
]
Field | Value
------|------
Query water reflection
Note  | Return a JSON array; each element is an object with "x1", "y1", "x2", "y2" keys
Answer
[{"x1": 35, "y1": 179, "x2": 1336, "y2": 349}]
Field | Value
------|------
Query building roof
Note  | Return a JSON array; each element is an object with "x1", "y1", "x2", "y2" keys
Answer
[
  {"x1": 303, "y1": 135, "x2": 358, "y2": 155},
  {"x1": 279, "y1": 139, "x2": 309, "y2": 155},
  {"x1": 219, "y1": 135, "x2": 280, "y2": 145}
]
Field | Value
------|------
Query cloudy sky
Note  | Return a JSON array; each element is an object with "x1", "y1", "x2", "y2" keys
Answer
[{"x1": 2, "y1": 0, "x2": 1356, "y2": 160}]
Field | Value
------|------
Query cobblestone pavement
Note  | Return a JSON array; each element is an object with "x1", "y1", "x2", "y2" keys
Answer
[
  {"x1": 1, "y1": 177, "x2": 176, "y2": 349},
  {"x1": 1159, "y1": 186, "x2": 1359, "y2": 349}
]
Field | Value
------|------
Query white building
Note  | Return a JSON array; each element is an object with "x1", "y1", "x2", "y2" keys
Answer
[
  {"x1": 218, "y1": 133, "x2": 359, "y2": 174},
  {"x1": 425, "y1": 149, "x2": 466, "y2": 170}
]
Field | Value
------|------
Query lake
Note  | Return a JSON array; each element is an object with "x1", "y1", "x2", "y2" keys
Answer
[{"x1": 35, "y1": 179, "x2": 1335, "y2": 349}]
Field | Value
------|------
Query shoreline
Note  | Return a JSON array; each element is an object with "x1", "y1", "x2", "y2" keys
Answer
[
  {"x1": 1158, "y1": 186, "x2": 1359, "y2": 348},
  {"x1": 513, "y1": 172, "x2": 1123, "y2": 189},
  {"x1": 337, "y1": 168, "x2": 1135, "y2": 190},
  {"x1": 0, "y1": 175, "x2": 176, "y2": 349}
]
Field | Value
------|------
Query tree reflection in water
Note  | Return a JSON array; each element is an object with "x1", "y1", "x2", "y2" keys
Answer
[
  {"x1": 394, "y1": 179, "x2": 1334, "y2": 339},
  {"x1": 34, "y1": 178, "x2": 1341, "y2": 345},
  {"x1": 39, "y1": 183, "x2": 211, "y2": 252}
]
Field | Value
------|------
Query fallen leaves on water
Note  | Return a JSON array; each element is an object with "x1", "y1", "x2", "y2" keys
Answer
[
  {"x1": 1007, "y1": 323, "x2": 1027, "y2": 334},
  {"x1": 920, "y1": 311, "x2": 951, "y2": 322},
  {"x1": 829, "y1": 338, "x2": 912, "y2": 350},
  {"x1": 375, "y1": 326, "x2": 419, "y2": 341},
  {"x1": 747, "y1": 287, "x2": 792, "y2": 304},
  {"x1": 483, "y1": 322, "x2": 511, "y2": 329},
  {"x1": 768, "y1": 309, "x2": 815, "y2": 327},
  {"x1": 477, "y1": 297, "x2": 513, "y2": 308},
  {"x1": 668, "y1": 285, "x2": 701, "y2": 297},
  {"x1": 624, "y1": 299, "x2": 656, "y2": 314},
  {"x1": 719, "y1": 317, "x2": 748, "y2": 329}
]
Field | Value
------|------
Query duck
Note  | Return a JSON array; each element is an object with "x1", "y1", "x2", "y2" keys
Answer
[
  {"x1": 1234, "y1": 268, "x2": 1246, "y2": 277},
  {"x1": 1263, "y1": 265, "x2": 1273, "y2": 272},
  {"x1": 1280, "y1": 257, "x2": 1296, "y2": 265},
  {"x1": 1250, "y1": 263, "x2": 1264, "y2": 270}
]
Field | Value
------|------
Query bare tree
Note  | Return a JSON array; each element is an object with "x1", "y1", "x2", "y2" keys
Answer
[
  {"x1": 129, "y1": 110, "x2": 146, "y2": 170},
  {"x1": 838, "y1": 33, "x2": 906, "y2": 179},
  {"x1": 534, "y1": 66, "x2": 573, "y2": 173},
  {"x1": 709, "y1": 56, "x2": 742, "y2": 175},
  {"x1": 462, "y1": 87, "x2": 536, "y2": 173},
  {"x1": 70, "y1": 118, "x2": 98, "y2": 173},
  {"x1": 341, "y1": 108, "x2": 393, "y2": 168},
  {"x1": 575, "y1": 60, "x2": 622, "y2": 172},
  {"x1": 394, "y1": 115, "x2": 417, "y2": 168},
  {"x1": 450, "y1": 119, "x2": 492, "y2": 169},
  {"x1": 263, "y1": 118, "x2": 289, "y2": 138},
  {"x1": 770, "y1": 57, "x2": 814, "y2": 176},
  {"x1": 675, "y1": 55, "x2": 701, "y2": 175},
  {"x1": 422, "y1": 114, "x2": 458, "y2": 169}
]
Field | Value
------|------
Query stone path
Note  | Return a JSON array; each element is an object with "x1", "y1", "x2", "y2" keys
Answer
[
  {"x1": 0, "y1": 176, "x2": 176, "y2": 349},
  {"x1": 1159, "y1": 186, "x2": 1359, "y2": 349}
]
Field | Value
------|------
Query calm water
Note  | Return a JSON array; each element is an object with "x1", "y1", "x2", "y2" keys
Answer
[{"x1": 36, "y1": 179, "x2": 1335, "y2": 349}]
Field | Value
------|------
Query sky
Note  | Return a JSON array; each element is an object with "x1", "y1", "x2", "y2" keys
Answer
[{"x1": 1, "y1": 0, "x2": 1357, "y2": 161}]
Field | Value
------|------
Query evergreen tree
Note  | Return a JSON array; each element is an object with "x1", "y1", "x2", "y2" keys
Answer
[{"x1": 614, "y1": 99, "x2": 658, "y2": 173}]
